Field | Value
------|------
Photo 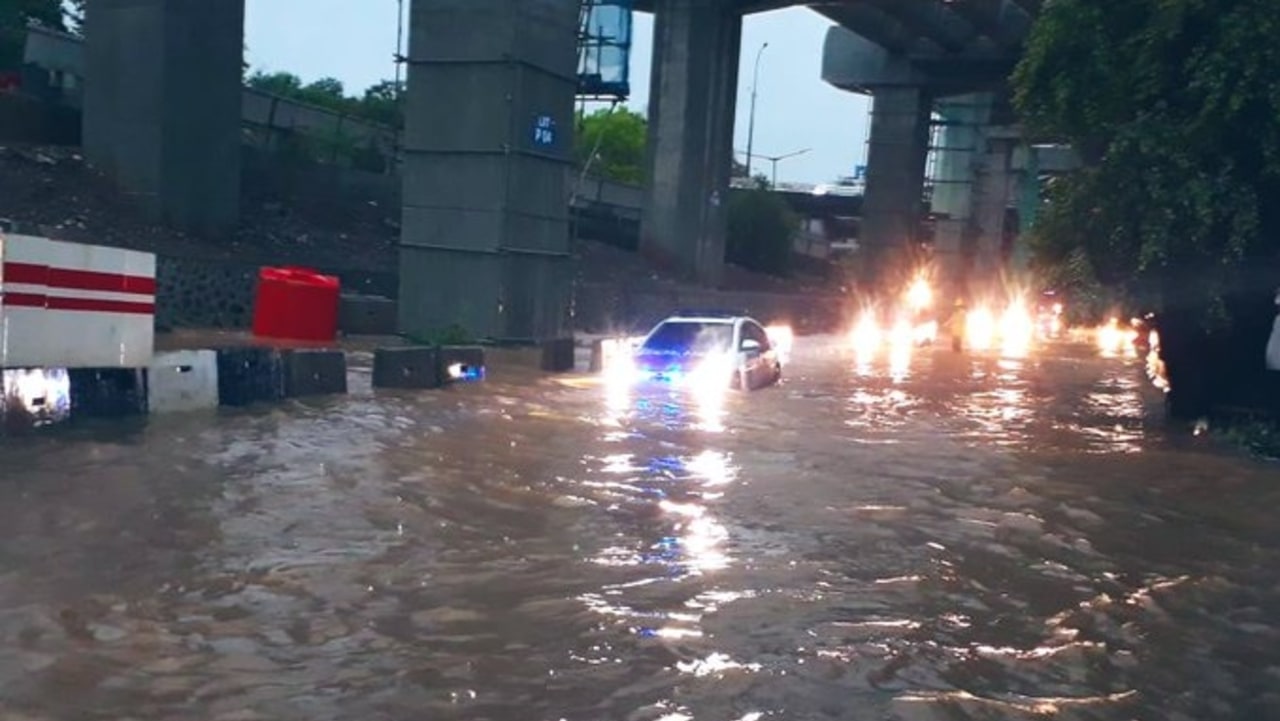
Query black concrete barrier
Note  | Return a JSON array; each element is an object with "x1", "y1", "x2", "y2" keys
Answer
[
  {"x1": 215, "y1": 347, "x2": 285, "y2": 407},
  {"x1": 68, "y1": 368, "x2": 148, "y2": 419},
  {"x1": 439, "y1": 346, "x2": 485, "y2": 383},
  {"x1": 284, "y1": 349, "x2": 348, "y2": 397},
  {"x1": 541, "y1": 337, "x2": 576, "y2": 373},
  {"x1": 338, "y1": 294, "x2": 397, "y2": 335},
  {"x1": 372, "y1": 346, "x2": 441, "y2": 389}
]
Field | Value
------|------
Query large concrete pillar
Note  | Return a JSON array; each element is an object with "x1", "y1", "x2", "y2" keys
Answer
[
  {"x1": 969, "y1": 127, "x2": 1017, "y2": 288},
  {"x1": 398, "y1": 0, "x2": 578, "y2": 342},
  {"x1": 930, "y1": 93, "x2": 990, "y2": 301},
  {"x1": 641, "y1": 0, "x2": 741, "y2": 287},
  {"x1": 859, "y1": 85, "x2": 931, "y2": 289},
  {"x1": 83, "y1": 0, "x2": 243, "y2": 235}
]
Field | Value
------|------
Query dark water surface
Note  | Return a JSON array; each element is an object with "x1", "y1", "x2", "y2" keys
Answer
[{"x1": 1, "y1": 337, "x2": 1277, "y2": 721}]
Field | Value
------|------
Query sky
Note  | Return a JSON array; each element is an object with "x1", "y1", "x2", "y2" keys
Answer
[{"x1": 243, "y1": 1, "x2": 872, "y2": 184}]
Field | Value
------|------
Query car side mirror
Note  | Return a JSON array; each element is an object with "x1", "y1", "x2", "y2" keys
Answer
[{"x1": 741, "y1": 338, "x2": 762, "y2": 353}]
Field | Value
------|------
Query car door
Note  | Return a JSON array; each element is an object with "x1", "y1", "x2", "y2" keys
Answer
[{"x1": 738, "y1": 321, "x2": 773, "y2": 388}]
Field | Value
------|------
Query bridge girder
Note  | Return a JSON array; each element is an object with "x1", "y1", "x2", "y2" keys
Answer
[
  {"x1": 862, "y1": 0, "x2": 978, "y2": 54},
  {"x1": 946, "y1": 0, "x2": 1033, "y2": 50}
]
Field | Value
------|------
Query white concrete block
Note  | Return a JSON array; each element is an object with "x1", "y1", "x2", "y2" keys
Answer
[{"x1": 148, "y1": 350, "x2": 219, "y2": 414}]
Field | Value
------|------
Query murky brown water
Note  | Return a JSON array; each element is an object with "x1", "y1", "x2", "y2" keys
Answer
[{"x1": 1, "y1": 337, "x2": 1278, "y2": 721}]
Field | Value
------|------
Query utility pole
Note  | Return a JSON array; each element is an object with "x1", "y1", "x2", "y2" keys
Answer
[{"x1": 745, "y1": 42, "x2": 768, "y2": 179}]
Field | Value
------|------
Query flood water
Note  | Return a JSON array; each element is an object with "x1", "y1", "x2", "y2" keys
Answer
[{"x1": 1, "y1": 337, "x2": 1277, "y2": 721}]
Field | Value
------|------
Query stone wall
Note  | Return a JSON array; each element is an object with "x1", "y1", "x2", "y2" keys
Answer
[
  {"x1": 154, "y1": 256, "x2": 847, "y2": 337},
  {"x1": 155, "y1": 256, "x2": 397, "y2": 330}
]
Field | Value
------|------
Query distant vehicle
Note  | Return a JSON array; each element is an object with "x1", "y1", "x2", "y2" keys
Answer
[{"x1": 627, "y1": 312, "x2": 784, "y2": 391}]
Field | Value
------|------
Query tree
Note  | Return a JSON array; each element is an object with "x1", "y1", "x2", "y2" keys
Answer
[
  {"x1": 359, "y1": 79, "x2": 404, "y2": 128},
  {"x1": 247, "y1": 70, "x2": 303, "y2": 97},
  {"x1": 1012, "y1": 0, "x2": 1280, "y2": 329},
  {"x1": 727, "y1": 188, "x2": 798, "y2": 276},
  {"x1": 245, "y1": 71, "x2": 358, "y2": 114},
  {"x1": 575, "y1": 107, "x2": 647, "y2": 185}
]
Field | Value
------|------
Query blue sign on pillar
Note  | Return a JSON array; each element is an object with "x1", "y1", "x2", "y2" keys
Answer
[
  {"x1": 853, "y1": 164, "x2": 868, "y2": 180},
  {"x1": 533, "y1": 115, "x2": 557, "y2": 147}
]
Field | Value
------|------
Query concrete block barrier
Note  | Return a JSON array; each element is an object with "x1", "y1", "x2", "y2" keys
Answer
[
  {"x1": 69, "y1": 368, "x2": 148, "y2": 419},
  {"x1": 338, "y1": 294, "x2": 397, "y2": 335},
  {"x1": 439, "y1": 346, "x2": 485, "y2": 383},
  {"x1": 372, "y1": 346, "x2": 441, "y2": 389},
  {"x1": 148, "y1": 350, "x2": 219, "y2": 414},
  {"x1": 541, "y1": 337, "x2": 575, "y2": 373},
  {"x1": 284, "y1": 349, "x2": 348, "y2": 397},
  {"x1": 215, "y1": 347, "x2": 285, "y2": 407},
  {"x1": 2, "y1": 368, "x2": 71, "y2": 433}
]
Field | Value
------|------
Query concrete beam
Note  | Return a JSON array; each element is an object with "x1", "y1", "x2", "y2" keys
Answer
[
  {"x1": 947, "y1": 0, "x2": 1033, "y2": 50},
  {"x1": 399, "y1": 0, "x2": 578, "y2": 342},
  {"x1": 863, "y1": 0, "x2": 976, "y2": 54},
  {"x1": 641, "y1": 0, "x2": 741, "y2": 286},
  {"x1": 813, "y1": 4, "x2": 928, "y2": 56},
  {"x1": 83, "y1": 0, "x2": 243, "y2": 235},
  {"x1": 821, "y1": 26, "x2": 929, "y2": 93},
  {"x1": 822, "y1": 26, "x2": 1010, "y2": 96}
]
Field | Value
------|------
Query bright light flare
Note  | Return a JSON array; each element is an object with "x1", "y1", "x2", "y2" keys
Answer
[
  {"x1": 905, "y1": 276, "x2": 933, "y2": 312},
  {"x1": 850, "y1": 313, "x2": 881, "y2": 356},
  {"x1": 887, "y1": 317, "x2": 915, "y2": 349},
  {"x1": 999, "y1": 299, "x2": 1035, "y2": 357},
  {"x1": 913, "y1": 320, "x2": 938, "y2": 345},
  {"x1": 966, "y1": 306, "x2": 997, "y2": 351},
  {"x1": 600, "y1": 337, "x2": 638, "y2": 384},
  {"x1": 1096, "y1": 318, "x2": 1139, "y2": 358},
  {"x1": 765, "y1": 324, "x2": 793, "y2": 363}
]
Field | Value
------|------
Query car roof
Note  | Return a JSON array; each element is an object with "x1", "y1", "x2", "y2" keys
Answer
[{"x1": 658, "y1": 316, "x2": 739, "y2": 325}]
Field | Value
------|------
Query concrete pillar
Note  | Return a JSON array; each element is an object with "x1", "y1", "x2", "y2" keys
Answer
[
  {"x1": 83, "y1": 0, "x2": 243, "y2": 235},
  {"x1": 641, "y1": 0, "x2": 741, "y2": 287},
  {"x1": 399, "y1": 0, "x2": 578, "y2": 342},
  {"x1": 930, "y1": 93, "x2": 990, "y2": 301},
  {"x1": 859, "y1": 85, "x2": 932, "y2": 289},
  {"x1": 970, "y1": 127, "x2": 1017, "y2": 288}
]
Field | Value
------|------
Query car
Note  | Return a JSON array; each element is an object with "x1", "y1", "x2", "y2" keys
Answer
[{"x1": 627, "y1": 311, "x2": 784, "y2": 391}]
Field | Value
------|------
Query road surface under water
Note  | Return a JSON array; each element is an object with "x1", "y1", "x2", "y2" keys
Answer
[{"x1": 1, "y1": 337, "x2": 1277, "y2": 721}]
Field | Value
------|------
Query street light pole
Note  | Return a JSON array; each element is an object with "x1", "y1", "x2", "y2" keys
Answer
[{"x1": 745, "y1": 42, "x2": 768, "y2": 179}]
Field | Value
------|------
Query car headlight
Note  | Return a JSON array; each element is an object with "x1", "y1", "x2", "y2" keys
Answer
[{"x1": 688, "y1": 352, "x2": 735, "y2": 387}]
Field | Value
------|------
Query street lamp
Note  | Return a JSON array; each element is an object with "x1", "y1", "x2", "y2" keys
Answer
[
  {"x1": 739, "y1": 147, "x2": 811, "y2": 186},
  {"x1": 745, "y1": 42, "x2": 768, "y2": 179}
]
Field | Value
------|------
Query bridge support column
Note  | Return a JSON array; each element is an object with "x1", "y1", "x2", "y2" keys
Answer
[
  {"x1": 641, "y1": 0, "x2": 741, "y2": 287},
  {"x1": 860, "y1": 85, "x2": 932, "y2": 289},
  {"x1": 398, "y1": 0, "x2": 578, "y2": 342},
  {"x1": 83, "y1": 0, "x2": 243, "y2": 235},
  {"x1": 969, "y1": 127, "x2": 1017, "y2": 290},
  {"x1": 931, "y1": 93, "x2": 989, "y2": 302}
]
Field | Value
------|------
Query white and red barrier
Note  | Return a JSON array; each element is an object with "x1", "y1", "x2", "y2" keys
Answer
[{"x1": 0, "y1": 233, "x2": 155, "y2": 369}]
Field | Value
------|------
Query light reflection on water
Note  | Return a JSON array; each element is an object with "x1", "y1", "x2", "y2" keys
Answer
[{"x1": 0, "y1": 338, "x2": 1277, "y2": 720}]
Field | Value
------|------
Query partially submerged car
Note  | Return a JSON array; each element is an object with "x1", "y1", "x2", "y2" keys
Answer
[{"x1": 616, "y1": 312, "x2": 785, "y2": 391}]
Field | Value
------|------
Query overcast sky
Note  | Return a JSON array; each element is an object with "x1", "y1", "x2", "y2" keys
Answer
[{"x1": 244, "y1": 2, "x2": 872, "y2": 184}]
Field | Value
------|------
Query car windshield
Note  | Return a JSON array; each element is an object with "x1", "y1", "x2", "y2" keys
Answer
[{"x1": 641, "y1": 321, "x2": 734, "y2": 355}]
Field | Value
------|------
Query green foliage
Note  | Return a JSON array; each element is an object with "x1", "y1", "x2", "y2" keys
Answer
[
  {"x1": 247, "y1": 71, "x2": 359, "y2": 115},
  {"x1": 1012, "y1": 0, "x2": 1280, "y2": 329},
  {"x1": 247, "y1": 71, "x2": 404, "y2": 129},
  {"x1": 727, "y1": 188, "x2": 798, "y2": 276},
  {"x1": 360, "y1": 80, "x2": 405, "y2": 128},
  {"x1": 575, "y1": 107, "x2": 646, "y2": 185}
]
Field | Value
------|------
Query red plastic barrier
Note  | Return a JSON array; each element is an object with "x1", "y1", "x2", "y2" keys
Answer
[{"x1": 251, "y1": 267, "x2": 340, "y2": 342}]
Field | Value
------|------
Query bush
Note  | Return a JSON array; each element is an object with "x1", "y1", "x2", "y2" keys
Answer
[{"x1": 726, "y1": 188, "x2": 798, "y2": 276}]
